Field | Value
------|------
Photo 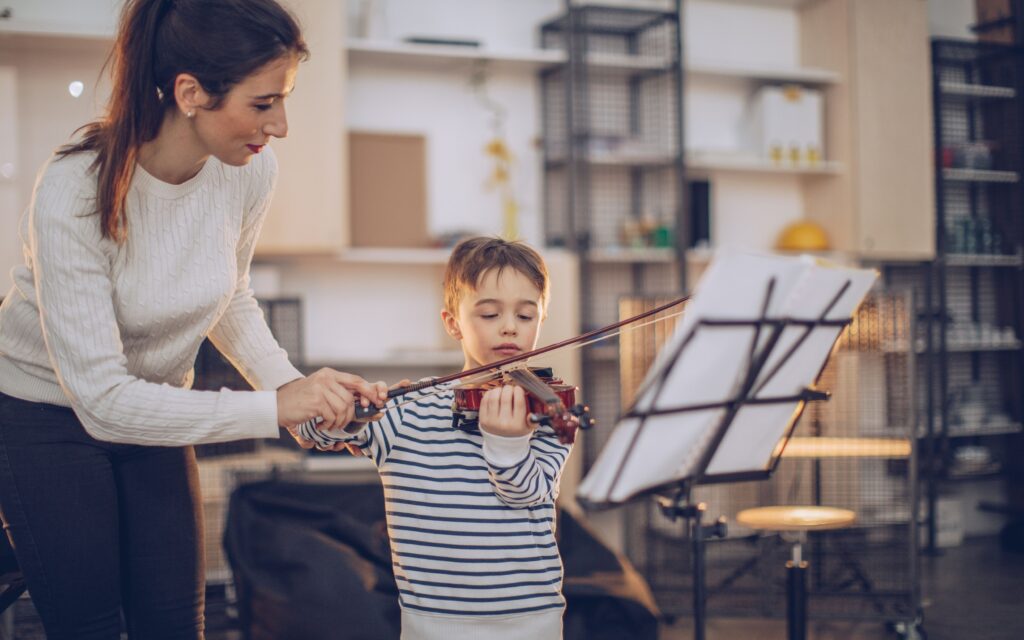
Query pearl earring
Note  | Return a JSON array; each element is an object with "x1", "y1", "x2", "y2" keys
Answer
[{"x1": 186, "y1": 110, "x2": 194, "y2": 119}]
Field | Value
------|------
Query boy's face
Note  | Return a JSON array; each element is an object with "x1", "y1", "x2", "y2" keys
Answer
[{"x1": 442, "y1": 268, "x2": 545, "y2": 371}]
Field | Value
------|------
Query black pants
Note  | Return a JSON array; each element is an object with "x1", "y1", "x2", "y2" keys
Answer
[{"x1": 0, "y1": 392, "x2": 205, "y2": 639}]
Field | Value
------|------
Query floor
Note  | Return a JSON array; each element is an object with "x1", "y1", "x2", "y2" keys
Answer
[
  {"x1": 659, "y1": 535, "x2": 1024, "y2": 640},
  {"x1": 4, "y1": 536, "x2": 1022, "y2": 639}
]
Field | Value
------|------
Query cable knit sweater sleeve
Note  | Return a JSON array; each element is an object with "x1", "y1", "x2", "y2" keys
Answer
[
  {"x1": 25, "y1": 157, "x2": 283, "y2": 446},
  {"x1": 206, "y1": 149, "x2": 303, "y2": 391}
]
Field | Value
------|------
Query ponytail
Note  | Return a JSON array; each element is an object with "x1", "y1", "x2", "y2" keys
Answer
[{"x1": 59, "y1": 0, "x2": 308, "y2": 243}]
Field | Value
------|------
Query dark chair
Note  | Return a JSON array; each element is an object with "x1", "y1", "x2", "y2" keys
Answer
[{"x1": 224, "y1": 477, "x2": 660, "y2": 640}]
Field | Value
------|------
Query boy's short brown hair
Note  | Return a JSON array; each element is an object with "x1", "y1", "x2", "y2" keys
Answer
[{"x1": 443, "y1": 237, "x2": 550, "y2": 316}]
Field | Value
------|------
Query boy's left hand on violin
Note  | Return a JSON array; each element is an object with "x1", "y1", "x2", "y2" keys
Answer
[{"x1": 479, "y1": 385, "x2": 533, "y2": 438}]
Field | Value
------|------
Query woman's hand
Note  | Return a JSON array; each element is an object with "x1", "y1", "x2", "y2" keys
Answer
[
  {"x1": 277, "y1": 368, "x2": 386, "y2": 432},
  {"x1": 478, "y1": 385, "x2": 534, "y2": 438}
]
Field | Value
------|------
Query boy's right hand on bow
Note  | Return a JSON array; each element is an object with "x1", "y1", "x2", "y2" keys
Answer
[
  {"x1": 277, "y1": 369, "x2": 387, "y2": 439},
  {"x1": 323, "y1": 378, "x2": 413, "y2": 456}
]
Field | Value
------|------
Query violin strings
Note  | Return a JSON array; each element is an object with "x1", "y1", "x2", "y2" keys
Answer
[
  {"x1": 372, "y1": 368, "x2": 504, "y2": 414},
  {"x1": 369, "y1": 308, "x2": 684, "y2": 414},
  {"x1": 529, "y1": 309, "x2": 686, "y2": 364}
]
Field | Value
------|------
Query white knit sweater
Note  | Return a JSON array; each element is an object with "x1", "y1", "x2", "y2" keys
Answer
[{"x1": 0, "y1": 147, "x2": 301, "y2": 446}]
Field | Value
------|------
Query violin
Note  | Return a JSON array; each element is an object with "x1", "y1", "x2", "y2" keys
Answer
[{"x1": 450, "y1": 366, "x2": 594, "y2": 444}]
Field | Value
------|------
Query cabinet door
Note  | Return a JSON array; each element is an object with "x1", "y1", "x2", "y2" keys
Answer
[
  {"x1": 851, "y1": 0, "x2": 934, "y2": 259},
  {"x1": 256, "y1": 0, "x2": 347, "y2": 255},
  {"x1": 802, "y1": 0, "x2": 934, "y2": 260},
  {"x1": 0, "y1": 67, "x2": 19, "y2": 279}
]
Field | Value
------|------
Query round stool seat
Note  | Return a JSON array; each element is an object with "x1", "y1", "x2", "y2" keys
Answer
[{"x1": 736, "y1": 506, "x2": 856, "y2": 532}]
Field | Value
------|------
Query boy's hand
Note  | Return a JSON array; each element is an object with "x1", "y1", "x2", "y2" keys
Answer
[
  {"x1": 340, "y1": 379, "x2": 399, "y2": 456},
  {"x1": 478, "y1": 385, "x2": 534, "y2": 438}
]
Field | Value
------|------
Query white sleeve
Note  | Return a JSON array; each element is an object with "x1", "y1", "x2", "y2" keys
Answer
[
  {"x1": 29, "y1": 170, "x2": 281, "y2": 446},
  {"x1": 207, "y1": 148, "x2": 303, "y2": 391}
]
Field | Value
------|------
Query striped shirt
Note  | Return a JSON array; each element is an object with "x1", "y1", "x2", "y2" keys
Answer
[{"x1": 299, "y1": 384, "x2": 571, "y2": 634}]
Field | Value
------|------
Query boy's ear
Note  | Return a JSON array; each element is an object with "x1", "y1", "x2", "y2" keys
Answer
[{"x1": 441, "y1": 309, "x2": 462, "y2": 340}]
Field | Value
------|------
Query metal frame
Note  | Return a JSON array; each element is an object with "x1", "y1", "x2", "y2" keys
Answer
[{"x1": 539, "y1": 0, "x2": 687, "y2": 469}]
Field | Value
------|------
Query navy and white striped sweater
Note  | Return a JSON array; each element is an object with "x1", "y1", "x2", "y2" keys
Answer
[{"x1": 298, "y1": 386, "x2": 572, "y2": 620}]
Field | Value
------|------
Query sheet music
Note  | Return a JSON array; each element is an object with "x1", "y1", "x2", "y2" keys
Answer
[{"x1": 577, "y1": 250, "x2": 878, "y2": 506}]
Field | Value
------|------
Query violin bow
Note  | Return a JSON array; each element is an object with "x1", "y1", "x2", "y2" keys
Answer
[{"x1": 359, "y1": 293, "x2": 690, "y2": 411}]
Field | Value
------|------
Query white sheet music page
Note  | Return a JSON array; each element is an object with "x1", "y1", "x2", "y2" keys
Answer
[{"x1": 577, "y1": 250, "x2": 877, "y2": 506}]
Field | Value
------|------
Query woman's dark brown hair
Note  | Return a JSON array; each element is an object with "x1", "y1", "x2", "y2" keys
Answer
[{"x1": 59, "y1": 0, "x2": 309, "y2": 242}]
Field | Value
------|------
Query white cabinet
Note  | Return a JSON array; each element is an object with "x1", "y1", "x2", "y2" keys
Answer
[
  {"x1": 257, "y1": 0, "x2": 348, "y2": 255},
  {"x1": 801, "y1": 0, "x2": 935, "y2": 259}
]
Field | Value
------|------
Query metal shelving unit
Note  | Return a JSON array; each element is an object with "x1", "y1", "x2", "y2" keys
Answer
[
  {"x1": 538, "y1": 1, "x2": 686, "y2": 468},
  {"x1": 922, "y1": 38, "x2": 1024, "y2": 553}
]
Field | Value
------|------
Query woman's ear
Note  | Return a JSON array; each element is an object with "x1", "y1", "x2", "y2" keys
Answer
[
  {"x1": 441, "y1": 309, "x2": 462, "y2": 341},
  {"x1": 173, "y1": 72, "x2": 208, "y2": 118}
]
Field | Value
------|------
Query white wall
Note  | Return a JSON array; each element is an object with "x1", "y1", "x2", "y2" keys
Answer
[
  {"x1": 0, "y1": 67, "x2": 19, "y2": 284},
  {"x1": 345, "y1": 0, "x2": 561, "y2": 246},
  {"x1": 347, "y1": 62, "x2": 545, "y2": 244},
  {"x1": 684, "y1": 0, "x2": 805, "y2": 251},
  {"x1": 0, "y1": 39, "x2": 111, "y2": 280},
  {"x1": 0, "y1": 0, "x2": 119, "y2": 35},
  {"x1": 928, "y1": 0, "x2": 976, "y2": 38}
]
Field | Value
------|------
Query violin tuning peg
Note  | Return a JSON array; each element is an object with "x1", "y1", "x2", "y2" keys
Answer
[{"x1": 570, "y1": 404, "x2": 595, "y2": 430}]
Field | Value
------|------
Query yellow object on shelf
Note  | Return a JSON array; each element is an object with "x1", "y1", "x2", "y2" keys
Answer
[{"x1": 776, "y1": 220, "x2": 830, "y2": 252}]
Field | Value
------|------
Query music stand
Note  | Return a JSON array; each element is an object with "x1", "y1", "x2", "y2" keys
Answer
[{"x1": 577, "y1": 251, "x2": 878, "y2": 640}]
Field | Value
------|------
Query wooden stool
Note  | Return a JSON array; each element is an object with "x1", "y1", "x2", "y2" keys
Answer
[{"x1": 736, "y1": 506, "x2": 856, "y2": 640}]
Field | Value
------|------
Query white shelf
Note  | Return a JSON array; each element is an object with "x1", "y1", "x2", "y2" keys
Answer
[
  {"x1": 587, "y1": 247, "x2": 677, "y2": 263},
  {"x1": 945, "y1": 423, "x2": 1023, "y2": 438},
  {"x1": 688, "y1": 60, "x2": 840, "y2": 85},
  {"x1": 0, "y1": 20, "x2": 114, "y2": 44},
  {"x1": 260, "y1": 247, "x2": 453, "y2": 265},
  {"x1": 546, "y1": 151, "x2": 679, "y2": 167},
  {"x1": 346, "y1": 39, "x2": 838, "y2": 84},
  {"x1": 942, "y1": 168, "x2": 1020, "y2": 183},
  {"x1": 687, "y1": 151, "x2": 842, "y2": 176},
  {"x1": 895, "y1": 338, "x2": 1024, "y2": 354},
  {"x1": 939, "y1": 82, "x2": 1016, "y2": 100},
  {"x1": 346, "y1": 38, "x2": 562, "y2": 72},
  {"x1": 706, "y1": 0, "x2": 821, "y2": 8},
  {"x1": 944, "y1": 252, "x2": 1024, "y2": 267},
  {"x1": 334, "y1": 247, "x2": 453, "y2": 265}
]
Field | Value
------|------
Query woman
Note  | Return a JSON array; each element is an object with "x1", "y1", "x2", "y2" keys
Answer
[{"x1": 0, "y1": 0, "x2": 382, "y2": 637}]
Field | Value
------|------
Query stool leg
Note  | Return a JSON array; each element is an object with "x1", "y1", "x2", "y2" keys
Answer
[{"x1": 786, "y1": 557, "x2": 808, "y2": 640}]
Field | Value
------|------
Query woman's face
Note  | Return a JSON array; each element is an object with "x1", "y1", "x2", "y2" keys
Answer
[{"x1": 194, "y1": 52, "x2": 299, "y2": 166}]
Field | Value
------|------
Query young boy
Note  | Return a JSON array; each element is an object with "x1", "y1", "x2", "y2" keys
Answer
[{"x1": 298, "y1": 236, "x2": 572, "y2": 640}]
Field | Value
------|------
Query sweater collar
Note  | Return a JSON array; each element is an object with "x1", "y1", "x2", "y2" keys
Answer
[{"x1": 131, "y1": 156, "x2": 220, "y2": 199}]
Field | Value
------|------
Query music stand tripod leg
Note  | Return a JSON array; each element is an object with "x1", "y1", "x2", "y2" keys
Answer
[
  {"x1": 786, "y1": 539, "x2": 808, "y2": 640},
  {"x1": 658, "y1": 497, "x2": 727, "y2": 640}
]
